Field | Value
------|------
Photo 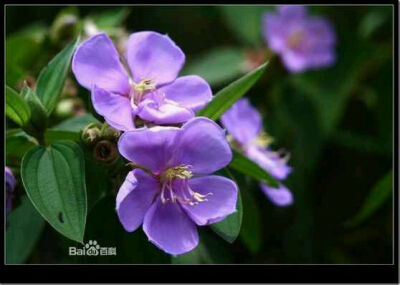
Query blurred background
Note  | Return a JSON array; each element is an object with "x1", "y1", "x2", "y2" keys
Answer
[{"x1": 5, "y1": 5, "x2": 393, "y2": 264}]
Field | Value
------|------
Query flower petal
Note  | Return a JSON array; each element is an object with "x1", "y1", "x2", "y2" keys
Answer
[
  {"x1": 181, "y1": 175, "x2": 238, "y2": 226},
  {"x1": 158, "y1": 75, "x2": 212, "y2": 111},
  {"x1": 143, "y1": 197, "x2": 199, "y2": 255},
  {"x1": 116, "y1": 169, "x2": 159, "y2": 232},
  {"x1": 126, "y1": 31, "x2": 185, "y2": 86},
  {"x1": 92, "y1": 85, "x2": 135, "y2": 131},
  {"x1": 221, "y1": 98, "x2": 262, "y2": 146},
  {"x1": 171, "y1": 117, "x2": 232, "y2": 175},
  {"x1": 278, "y1": 5, "x2": 307, "y2": 19},
  {"x1": 72, "y1": 33, "x2": 130, "y2": 95},
  {"x1": 137, "y1": 99, "x2": 194, "y2": 125},
  {"x1": 260, "y1": 183, "x2": 293, "y2": 206},
  {"x1": 245, "y1": 145, "x2": 292, "y2": 180},
  {"x1": 118, "y1": 126, "x2": 179, "y2": 174}
]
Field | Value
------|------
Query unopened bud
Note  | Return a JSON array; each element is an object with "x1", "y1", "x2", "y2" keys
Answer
[
  {"x1": 81, "y1": 123, "x2": 102, "y2": 145},
  {"x1": 93, "y1": 140, "x2": 119, "y2": 164},
  {"x1": 50, "y1": 13, "x2": 78, "y2": 46},
  {"x1": 100, "y1": 124, "x2": 120, "y2": 142}
]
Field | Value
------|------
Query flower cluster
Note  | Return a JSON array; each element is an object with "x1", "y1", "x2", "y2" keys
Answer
[
  {"x1": 263, "y1": 5, "x2": 336, "y2": 73},
  {"x1": 73, "y1": 31, "x2": 238, "y2": 255},
  {"x1": 221, "y1": 98, "x2": 293, "y2": 206}
]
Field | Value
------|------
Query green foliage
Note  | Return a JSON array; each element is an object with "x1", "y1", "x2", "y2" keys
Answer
[
  {"x1": 6, "y1": 129, "x2": 36, "y2": 165},
  {"x1": 5, "y1": 24, "x2": 46, "y2": 86},
  {"x1": 5, "y1": 85, "x2": 31, "y2": 126},
  {"x1": 52, "y1": 114, "x2": 100, "y2": 132},
  {"x1": 21, "y1": 141, "x2": 87, "y2": 243},
  {"x1": 21, "y1": 85, "x2": 48, "y2": 139},
  {"x1": 91, "y1": 7, "x2": 131, "y2": 29},
  {"x1": 219, "y1": 6, "x2": 274, "y2": 47},
  {"x1": 183, "y1": 47, "x2": 245, "y2": 86},
  {"x1": 6, "y1": 196, "x2": 46, "y2": 264},
  {"x1": 344, "y1": 171, "x2": 393, "y2": 227},
  {"x1": 210, "y1": 189, "x2": 243, "y2": 243},
  {"x1": 36, "y1": 37, "x2": 80, "y2": 115},
  {"x1": 229, "y1": 150, "x2": 279, "y2": 187},
  {"x1": 197, "y1": 62, "x2": 268, "y2": 120}
]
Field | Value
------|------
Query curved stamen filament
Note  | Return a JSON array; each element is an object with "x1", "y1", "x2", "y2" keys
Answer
[{"x1": 159, "y1": 166, "x2": 212, "y2": 205}]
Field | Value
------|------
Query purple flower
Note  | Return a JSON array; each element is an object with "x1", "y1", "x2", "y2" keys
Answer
[
  {"x1": 5, "y1": 167, "x2": 16, "y2": 215},
  {"x1": 221, "y1": 98, "x2": 293, "y2": 206},
  {"x1": 72, "y1": 31, "x2": 212, "y2": 131},
  {"x1": 263, "y1": 5, "x2": 336, "y2": 73},
  {"x1": 116, "y1": 117, "x2": 238, "y2": 255}
]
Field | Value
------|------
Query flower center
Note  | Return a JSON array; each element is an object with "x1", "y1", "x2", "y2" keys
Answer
[
  {"x1": 159, "y1": 165, "x2": 212, "y2": 206},
  {"x1": 287, "y1": 30, "x2": 304, "y2": 49},
  {"x1": 253, "y1": 131, "x2": 274, "y2": 148},
  {"x1": 129, "y1": 79, "x2": 156, "y2": 107}
]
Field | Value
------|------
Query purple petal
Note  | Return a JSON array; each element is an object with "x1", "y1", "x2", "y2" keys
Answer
[
  {"x1": 245, "y1": 145, "x2": 292, "y2": 180},
  {"x1": 116, "y1": 169, "x2": 159, "y2": 232},
  {"x1": 263, "y1": 13, "x2": 287, "y2": 53},
  {"x1": 72, "y1": 33, "x2": 130, "y2": 95},
  {"x1": 5, "y1": 167, "x2": 16, "y2": 215},
  {"x1": 181, "y1": 175, "x2": 238, "y2": 226},
  {"x1": 260, "y1": 183, "x2": 293, "y2": 206},
  {"x1": 137, "y1": 98, "x2": 194, "y2": 125},
  {"x1": 92, "y1": 85, "x2": 135, "y2": 131},
  {"x1": 277, "y1": 5, "x2": 307, "y2": 19},
  {"x1": 171, "y1": 117, "x2": 232, "y2": 175},
  {"x1": 5, "y1": 167, "x2": 16, "y2": 192},
  {"x1": 221, "y1": 98, "x2": 262, "y2": 146},
  {"x1": 118, "y1": 126, "x2": 179, "y2": 174},
  {"x1": 281, "y1": 50, "x2": 310, "y2": 73},
  {"x1": 126, "y1": 31, "x2": 185, "y2": 86},
  {"x1": 143, "y1": 197, "x2": 199, "y2": 255},
  {"x1": 158, "y1": 75, "x2": 212, "y2": 112}
]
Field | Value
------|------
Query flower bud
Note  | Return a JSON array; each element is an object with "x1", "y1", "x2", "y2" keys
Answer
[
  {"x1": 81, "y1": 123, "x2": 102, "y2": 146},
  {"x1": 100, "y1": 124, "x2": 120, "y2": 142},
  {"x1": 50, "y1": 13, "x2": 79, "y2": 46},
  {"x1": 93, "y1": 140, "x2": 119, "y2": 164}
]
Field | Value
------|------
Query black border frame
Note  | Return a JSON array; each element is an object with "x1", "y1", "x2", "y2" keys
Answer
[{"x1": 1, "y1": 0, "x2": 399, "y2": 283}]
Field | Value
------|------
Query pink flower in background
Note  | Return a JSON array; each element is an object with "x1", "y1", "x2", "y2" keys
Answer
[
  {"x1": 221, "y1": 98, "x2": 293, "y2": 206},
  {"x1": 263, "y1": 5, "x2": 336, "y2": 73}
]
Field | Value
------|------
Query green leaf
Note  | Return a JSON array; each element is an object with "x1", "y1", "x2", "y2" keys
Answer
[
  {"x1": 91, "y1": 8, "x2": 131, "y2": 29},
  {"x1": 344, "y1": 170, "x2": 393, "y2": 228},
  {"x1": 6, "y1": 129, "x2": 36, "y2": 164},
  {"x1": 5, "y1": 85, "x2": 31, "y2": 126},
  {"x1": 82, "y1": 147, "x2": 109, "y2": 211},
  {"x1": 6, "y1": 27, "x2": 45, "y2": 86},
  {"x1": 197, "y1": 62, "x2": 268, "y2": 121},
  {"x1": 6, "y1": 196, "x2": 45, "y2": 264},
  {"x1": 44, "y1": 129, "x2": 81, "y2": 143},
  {"x1": 182, "y1": 47, "x2": 245, "y2": 86},
  {"x1": 36, "y1": 37, "x2": 80, "y2": 114},
  {"x1": 52, "y1": 114, "x2": 100, "y2": 132},
  {"x1": 21, "y1": 141, "x2": 87, "y2": 243},
  {"x1": 21, "y1": 86, "x2": 48, "y2": 138},
  {"x1": 229, "y1": 150, "x2": 279, "y2": 187},
  {"x1": 210, "y1": 189, "x2": 242, "y2": 243}
]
